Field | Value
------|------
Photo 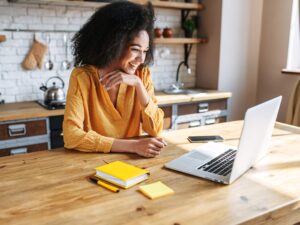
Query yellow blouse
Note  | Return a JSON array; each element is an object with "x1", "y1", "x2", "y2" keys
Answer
[{"x1": 63, "y1": 65, "x2": 164, "y2": 153}]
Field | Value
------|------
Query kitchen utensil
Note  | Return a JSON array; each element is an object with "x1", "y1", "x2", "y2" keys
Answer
[
  {"x1": 61, "y1": 33, "x2": 71, "y2": 70},
  {"x1": 45, "y1": 34, "x2": 54, "y2": 70},
  {"x1": 40, "y1": 76, "x2": 65, "y2": 105},
  {"x1": 0, "y1": 35, "x2": 6, "y2": 43}
]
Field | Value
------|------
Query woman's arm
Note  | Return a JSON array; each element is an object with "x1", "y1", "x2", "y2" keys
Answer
[
  {"x1": 138, "y1": 68, "x2": 164, "y2": 136},
  {"x1": 101, "y1": 68, "x2": 164, "y2": 136},
  {"x1": 63, "y1": 72, "x2": 114, "y2": 153},
  {"x1": 111, "y1": 137, "x2": 166, "y2": 158},
  {"x1": 134, "y1": 78, "x2": 150, "y2": 107}
]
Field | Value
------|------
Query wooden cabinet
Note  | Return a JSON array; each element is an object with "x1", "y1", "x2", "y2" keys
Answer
[
  {"x1": 0, "y1": 116, "x2": 64, "y2": 157},
  {"x1": 161, "y1": 106, "x2": 172, "y2": 130},
  {"x1": 0, "y1": 119, "x2": 47, "y2": 141},
  {"x1": 49, "y1": 116, "x2": 64, "y2": 149},
  {"x1": 160, "y1": 98, "x2": 228, "y2": 130},
  {"x1": 0, "y1": 92, "x2": 231, "y2": 156},
  {"x1": 0, "y1": 143, "x2": 49, "y2": 157},
  {"x1": 0, "y1": 118, "x2": 50, "y2": 157}
]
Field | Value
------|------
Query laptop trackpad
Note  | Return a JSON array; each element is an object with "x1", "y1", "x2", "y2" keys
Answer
[
  {"x1": 190, "y1": 142, "x2": 232, "y2": 161},
  {"x1": 187, "y1": 151, "x2": 213, "y2": 161}
]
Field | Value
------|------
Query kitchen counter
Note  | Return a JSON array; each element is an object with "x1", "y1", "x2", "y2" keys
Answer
[
  {"x1": 155, "y1": 90, "x2": 231, "y2": 105},
  {"x1": 0, "y1": 90, "x2": 231, "y2": 122}
]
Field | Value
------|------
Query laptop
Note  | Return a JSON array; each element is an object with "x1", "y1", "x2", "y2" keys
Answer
[{"x1": 165, "y1": 96, "x2": 282, "y2": 184}]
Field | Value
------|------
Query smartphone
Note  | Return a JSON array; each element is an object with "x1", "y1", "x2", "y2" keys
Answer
[{"x1": 187, "y1": 135, "x2": 224, "y2": 143}]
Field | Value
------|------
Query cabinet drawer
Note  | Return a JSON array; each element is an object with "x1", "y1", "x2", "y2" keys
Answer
[
  {"x1": 0, "y1": 119, "x2": 47, "y2": 141},
  {"x1": 50, "y1": 116, "x2": 64, "y2": 130},
  {"x1": 177, "y1": 116, "x2": 226, "y2": 129},
  {"x1": 161, "y1": 106, "x2": 172, "y2": 130},
  {"x1": 50, "y1": 130, "x2": 64, "y2": 149},
  {"x1": 0, "y1": 142, "x2": 49, "y2": 157},
  {"x1": 178, "y1": 99, "x2": 227, "y2": 115}
]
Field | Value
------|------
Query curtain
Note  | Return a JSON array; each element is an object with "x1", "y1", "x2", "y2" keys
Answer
[{"x1": 286, "y1": 79, "x2": 300, "y2": 126}]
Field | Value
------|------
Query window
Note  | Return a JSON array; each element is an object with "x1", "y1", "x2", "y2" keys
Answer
[{"x1": 286, "y1": 0, "x2": 300, "y2": 72}]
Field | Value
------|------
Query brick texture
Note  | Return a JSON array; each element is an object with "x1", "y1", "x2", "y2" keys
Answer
[{"x1": 0, "y1": 1, "x2": 197, "y2": 103}]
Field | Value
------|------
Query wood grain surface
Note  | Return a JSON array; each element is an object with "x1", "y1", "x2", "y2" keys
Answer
[
  {"x1": 0, "y1": 121, "x2": 299, "y2": 225},
  {"x1": 14, "y1": 0, "x2": 204, "y2": 10}
]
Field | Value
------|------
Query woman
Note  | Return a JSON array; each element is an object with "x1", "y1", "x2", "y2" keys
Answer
[{"x1": 63, "y1": 1, "x2": 165, "y2": 158}]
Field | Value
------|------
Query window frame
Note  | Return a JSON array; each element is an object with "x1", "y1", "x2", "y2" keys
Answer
[{"x1": 282, "y1": 0, "x2": 300, "y2": 75}]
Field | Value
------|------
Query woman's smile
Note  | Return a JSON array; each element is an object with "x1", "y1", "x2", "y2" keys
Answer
[{"x1": 119, "y1": 30, "x2": 150, "y2": 74}]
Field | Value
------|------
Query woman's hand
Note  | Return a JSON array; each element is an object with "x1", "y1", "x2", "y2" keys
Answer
[
  {"x1": 100, "y1": 70, "x2": 141, "y2": 90},
  {"x1": 100, "y1": 69, "x2": 150, "y2": 107},
  {"x1": 111, "y1": 137, "x2": 167, "y2": 158},
  {"x1": 131, "y1": 138, "x2": 167, "y2": 158}
]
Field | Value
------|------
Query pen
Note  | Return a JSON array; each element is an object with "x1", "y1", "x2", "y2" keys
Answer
[{"x1": 89, "y1": 176, "x2": 120, "y2": 193}]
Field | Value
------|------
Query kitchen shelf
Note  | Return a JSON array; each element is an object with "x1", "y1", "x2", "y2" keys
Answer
[
  {"x1": 10, "y1": 0, "x2": 204, "y2": 10},
  {"x1": 282, "y1": 69, "x2": 300, "y2": 76},
  {"x1": 131, "y1": 1, "x2": 204, "y2": 10},
  {"x1": 154, "y1": 37, "x2": 208, "y2": 44}
]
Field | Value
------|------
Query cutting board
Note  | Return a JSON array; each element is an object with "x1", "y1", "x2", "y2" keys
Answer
[{"x1": 0, "y1": 35, "x2": 6, "y2": 43}]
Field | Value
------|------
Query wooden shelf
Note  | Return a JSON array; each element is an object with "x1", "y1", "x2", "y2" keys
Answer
[
  {"x1": 12, "y1": 0, "x2": 204, "y2": 10},
  {"x1": 282, "y1": 69, "x2": 300, "y2": 76},
  {"x1": 131, "y1": 1, "x2": 204, "y2": 10},
  {"x1": 154, "y1": 37, "x2": 208, "y2": 44}
]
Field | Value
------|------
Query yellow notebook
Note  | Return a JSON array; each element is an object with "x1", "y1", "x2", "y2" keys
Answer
[
  {"x1": 95, "y1": 161, "x2": 149, "y2": 189},
  {"x1": 139, "y1": 181, "x2": 175, "y2": 199}
]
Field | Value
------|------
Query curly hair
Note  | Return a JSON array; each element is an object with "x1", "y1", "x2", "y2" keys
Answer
[{"x1": 72, "y1": 1, "x2": 155, "y2": 68}]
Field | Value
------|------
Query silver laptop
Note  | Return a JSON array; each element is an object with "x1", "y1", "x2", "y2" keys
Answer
[{"x1": 165, "y1": 96, "x2": 282, "y2": 184}]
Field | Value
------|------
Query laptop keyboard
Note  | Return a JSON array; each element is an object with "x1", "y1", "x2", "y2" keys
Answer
[{"x1": 197, "y1": 149, "x2": 237, "y2": 176}]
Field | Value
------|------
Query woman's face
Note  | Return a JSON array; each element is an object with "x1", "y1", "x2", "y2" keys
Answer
[{"x1": 117, "y1": 30, "x2": 149, "y2": 74}]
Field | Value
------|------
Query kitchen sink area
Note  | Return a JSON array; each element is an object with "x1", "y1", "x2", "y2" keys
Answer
[{"x1": 164, "y1": 88, "x2": 208, "y2": 95}]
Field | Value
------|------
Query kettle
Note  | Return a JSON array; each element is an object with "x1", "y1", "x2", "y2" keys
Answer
[{"x1": 40, "y1": 76, "x2": 65, "y2": 105}]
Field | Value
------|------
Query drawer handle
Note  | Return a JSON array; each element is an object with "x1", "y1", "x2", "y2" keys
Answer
[
  {"x1": 205, "y1": 118, "x2": 216, "y2": 125},
  {"x1": 10, "y1": 147, "x2": 27, "y2": 155},
  {"x1": 60, "y1": 132, "x2": 64, "y2": 136},
  {"x1": 198, "y1": 103, "x2": 209, "y2": 113},
  {"x1": 8, "y1": 124, "x2": 26, "y2": 137},
  {"x1": 189, "y1": 121, "x2": 201, "y2": 127}
]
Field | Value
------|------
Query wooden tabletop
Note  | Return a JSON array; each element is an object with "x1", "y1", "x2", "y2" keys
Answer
[
  {"x1": 0, "y1": 121, "x2": 299, "y2": 225},
  {"x1": 0, "y1": 90, "x2": 231, "y2": 122}
]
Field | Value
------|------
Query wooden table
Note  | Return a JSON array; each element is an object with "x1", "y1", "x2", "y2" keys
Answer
[{"x1": 0, "y1": 121, "x2": 299, "y2": 225}]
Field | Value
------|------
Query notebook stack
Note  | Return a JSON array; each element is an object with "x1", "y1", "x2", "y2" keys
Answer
[{"x1": 95, "y1": 161, "x2": 150, "y2": 189}]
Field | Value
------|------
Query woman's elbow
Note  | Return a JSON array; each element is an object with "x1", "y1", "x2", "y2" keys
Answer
[
  {"x1": 62, "y1": 125, "x2": 79, "y2": 149},
  {"x1": 63, "y1": 132, "x2": 74, "y2": 149}
]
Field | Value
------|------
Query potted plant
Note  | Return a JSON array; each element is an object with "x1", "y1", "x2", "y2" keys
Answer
[{"x1": 183, "y1": 18, "x2": 196, "y2": 38}]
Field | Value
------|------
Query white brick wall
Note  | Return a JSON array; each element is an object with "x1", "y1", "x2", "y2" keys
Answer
[{"x1": 0, "y1": 0, "x2": 197, "y2": 103}]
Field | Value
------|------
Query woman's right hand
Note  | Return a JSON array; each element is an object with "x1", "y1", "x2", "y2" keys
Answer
[
  {"x1": 111, "y1": 137, "x2": 167, "y2": 158},
  {"x1": 131, "y1": 138, "x2": 167, "y2": 158}
]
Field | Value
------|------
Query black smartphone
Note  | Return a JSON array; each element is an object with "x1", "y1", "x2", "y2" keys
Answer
[{"x1": 187, "y1": 135, "x2": 224, "y2": 143}]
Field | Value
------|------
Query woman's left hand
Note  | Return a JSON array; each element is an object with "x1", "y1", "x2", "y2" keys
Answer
[{"x1": 100, "y1": 70, "x2": 141, "y2": 90}]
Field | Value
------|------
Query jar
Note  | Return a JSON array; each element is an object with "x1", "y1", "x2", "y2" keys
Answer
[
  {"x1": 154, "y1": 27, "x2": 162, "y2": 38},
  {"x1": 162, "y1": 27, "x2": 173, "y2": 38}
]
